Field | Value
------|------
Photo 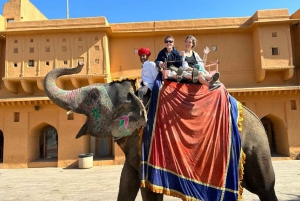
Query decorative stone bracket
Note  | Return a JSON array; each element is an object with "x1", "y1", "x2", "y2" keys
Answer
[
  {"x1": 2, "y1": 74, "x2": 109, "y2": 94},
  {"x1": 255, "y1": 66, "x2": 294, "y2": 82}
]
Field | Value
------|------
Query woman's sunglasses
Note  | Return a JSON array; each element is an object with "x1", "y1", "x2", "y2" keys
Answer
[{"x1": 165, "y1": 40, "x2": 173, "y2": 43}]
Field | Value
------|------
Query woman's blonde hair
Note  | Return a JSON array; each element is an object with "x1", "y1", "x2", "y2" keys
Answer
[{"x1": 185, "y1": 35, "x2": 197, "y2": 48}]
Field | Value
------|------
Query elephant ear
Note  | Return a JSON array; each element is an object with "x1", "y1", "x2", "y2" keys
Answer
[{"x1": 111, "y1": 92, "x2": 147, "y2": 138}]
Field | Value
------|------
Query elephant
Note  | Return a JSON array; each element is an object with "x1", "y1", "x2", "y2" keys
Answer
[{"x1": 44, "y1": 63, "x2": 278, "y2": 201}]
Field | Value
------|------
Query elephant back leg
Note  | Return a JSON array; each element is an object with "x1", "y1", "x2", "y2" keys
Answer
[
  {"x1": 242, "y1": 151, "x2": 278, "y2": 201},
  {"x1": 140, "y1": 187, "x2": 163, "y2": 201},
  {"x1": 117, "y1": 159, "x2": 140, "y2": 201},
  {"x1": 241, "y1": 107, "x2": 278, "y2": 201}
]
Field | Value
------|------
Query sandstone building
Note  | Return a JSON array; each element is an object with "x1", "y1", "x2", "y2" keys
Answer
[{"x1": 0, "y1": 0, "x2": 299, "y2": 168}]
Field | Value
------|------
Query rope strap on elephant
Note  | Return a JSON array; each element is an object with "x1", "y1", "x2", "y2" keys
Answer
[{"x1": 140, "y1": 73, "x2": 245, "y2": 201}]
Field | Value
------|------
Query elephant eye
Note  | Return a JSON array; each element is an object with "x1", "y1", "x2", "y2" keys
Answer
[{"x1": 90, "y1": 93, "x2": 99, "y2": 101}]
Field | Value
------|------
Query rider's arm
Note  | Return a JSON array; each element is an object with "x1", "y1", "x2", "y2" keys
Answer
[
  {"x1": 173, "y1": 49, "x2": 182, "y2": 67},
  {"x1": 194, "y1": 51, "x2": 209, "y2": 74},
  {"x1": 155, "y1": 50, "x2": 165, "y2": 69}
]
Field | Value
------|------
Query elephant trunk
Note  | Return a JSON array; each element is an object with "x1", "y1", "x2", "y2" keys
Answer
[{"x1": 44, "y1": 63, "x2": 84, "y2": 113}]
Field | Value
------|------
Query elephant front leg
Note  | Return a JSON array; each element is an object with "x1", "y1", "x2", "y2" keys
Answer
[{"x1": 117, "y1": 159, "x2": 140, "y2": 201}]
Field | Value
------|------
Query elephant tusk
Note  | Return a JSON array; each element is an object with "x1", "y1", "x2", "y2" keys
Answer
[{"x1": 66, "y1": 110, "x2": 74, "y2": 115}]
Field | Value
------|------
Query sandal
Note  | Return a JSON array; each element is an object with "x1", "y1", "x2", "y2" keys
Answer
[
  {"x1": 209, "y1": 72, "x2": 220, "y2": 85},
  {"x1": 192, "y1": 68, "x2": 198, "y2": 83},
  {"x1": 209, "y1": 83, "x2": 221, "y2": 91}
]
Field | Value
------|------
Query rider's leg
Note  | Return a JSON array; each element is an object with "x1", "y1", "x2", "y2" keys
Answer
[
  {"x1": 198, "y1": 72, "x2": 210, "y2": 87},
  {"x1": 176, "y1": 67, "x2": 183, "y2": 82},
  {"x1": 192, "y1": 68, "x2": 199, "y2": 83},
  {"x1": 182, "y1": 70, "x2": 192, "y2": 79},
  {"x1": 162, "y1": 70, "x2": 170, "y2": 79},
  {"x1": 170, "y1": 71, "x2": 177, "y2": 79}
]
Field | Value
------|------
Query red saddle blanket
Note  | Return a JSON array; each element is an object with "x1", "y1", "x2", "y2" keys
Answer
[{"x1": 141, "y1": 79, "x2": 244, "y2": 201}]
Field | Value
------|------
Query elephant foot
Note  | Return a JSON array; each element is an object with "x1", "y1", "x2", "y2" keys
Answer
[
  {"x1": 258, "y1": 191, "x2": 278, "y2": 201},
  {"x1": 140, "y1": 187, "x2": 163, "y2": 201}
]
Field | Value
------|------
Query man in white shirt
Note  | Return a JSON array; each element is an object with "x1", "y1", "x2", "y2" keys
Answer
[{"x1": 137, "y1": 47, "x2": 158, "y2": 103}]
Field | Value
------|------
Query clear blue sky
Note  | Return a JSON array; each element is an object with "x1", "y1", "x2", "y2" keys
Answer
[{"x1": 0, "y1": 0, "x2": 299, "y2": 23}]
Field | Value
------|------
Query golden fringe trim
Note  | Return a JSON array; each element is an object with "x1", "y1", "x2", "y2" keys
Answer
[
  {"x1": 238, "y1": 149, "x2": 246, "y2": 201},
  {"x1": 138, "y1": 127, "x2": 144, "y2": 158},
  {"x1": 141, "y1": 181, "x2": 202, "y2": 201},
  {"x1": 237, "y1": 101, "x2": 244, "y2": 133},
  {"x1": 237, "y1": 101, "x2": 245, "y2": 200}
]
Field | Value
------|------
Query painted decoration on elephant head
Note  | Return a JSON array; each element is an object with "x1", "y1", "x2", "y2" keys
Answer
[
  {"x1": 92, "y1": 86, "x2": 112, "y2": 133},
  {"x1": 77, "y1": 86, "x2": 113, "y2": 134},
  {"x1": 112, "y1": 112, "x2": 133, "y2": 138}
]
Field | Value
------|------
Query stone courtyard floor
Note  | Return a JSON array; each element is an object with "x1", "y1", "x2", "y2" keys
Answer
[{"x1": 0, "y1": 160, "x2": 299, "y2": 201}]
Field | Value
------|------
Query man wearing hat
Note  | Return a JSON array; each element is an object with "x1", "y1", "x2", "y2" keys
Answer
[{"x1": 137, "y1": 47, "x2": 158, "y2": 103}]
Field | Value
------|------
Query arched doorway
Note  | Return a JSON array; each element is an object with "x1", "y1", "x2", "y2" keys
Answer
[
  {"x1": 261, "y1": 114, "x2": 290, "y2": 156},
  {"x1": 39, "y1": 126, "x2": 58, "y2": 159},
  {"x1": 261, "y1": 117, "x2": 276, "y2": 153},
  {"x1": 0, "y1": 130, "x2": 3, "y2": 163}
]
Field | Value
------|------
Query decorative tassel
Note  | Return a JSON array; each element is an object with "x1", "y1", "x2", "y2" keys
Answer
[
  {"x1": 237, "y1": 101, "x2": 244, "y2": 133},
  {"x1": 238, "y1": 150, "x2": 246, "y2": 201},
  {"x1": 138, "y1": 128, "x2": 144, "y2": 158}
]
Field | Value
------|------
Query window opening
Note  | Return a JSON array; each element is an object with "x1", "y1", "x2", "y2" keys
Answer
[
  {"x1": 67, "y1": 113, "x2": 74, "y2": 120},
  {"x1": 291, "y1": 100, "x2": 297, "y2": 110},
  {"x1": 14, "y1": 63, "x2": 17, "y2": 67},
  {"x1": 45, "y1": 61, "x2": 50, "y2": 66},
  {"x1": 30, "y1": 47, "x2": 34, "y2": 53},
  {"x1": 79, "y1": 37, "x2": 82, "y2": 41},
  {"x1": 63, "y1": 61, "x2": 68, "y2": 65},
  {"x1": 45, "y1": 46, "x2": 50, "y2": 52},
  {"x1": 28, "y1": 60, "x2": 34, "y2": 67},
  {"x1": 62, "y1": 46, "x2": 66, "y2": 52},
  {"x1": 272, "y1": 32, "x2": 277, "y2": 37},
  {"x1": 30, "y1": 39, "x2": 33, "y2": 42},
  {"x1": 271, "y1": 47, "x2": 279, "y2": 55},
  {"x1": 46, "y1": 39, "x2": 49, "y2": 42},
  {"x1": 95, "y1": 59, "x2": 99, "y2": 64},
  {"x1": 13, "y1": 48, "x2": 18, "y2": 53},
  {"x1": 14, "y1": 112, "x2": 19, "y2": 122},
  {"x1": 14, "y1": 40, "x2": 17, "y2": 43},
  {"x1": 78, "y1": 46, "x2": 83, "y2": 51},
  {"x1": 94, "y1": 46, "x2": 100, "y2": 51}
]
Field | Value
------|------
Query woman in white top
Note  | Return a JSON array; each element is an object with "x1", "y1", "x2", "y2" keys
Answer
[{"x1": 179, "y1": 35, "x2": 220, "y2": 90}]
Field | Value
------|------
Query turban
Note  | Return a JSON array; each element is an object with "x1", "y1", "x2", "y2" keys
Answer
[{"x1": 138, "y1": 47, "x2": 151, "y2": 56}]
